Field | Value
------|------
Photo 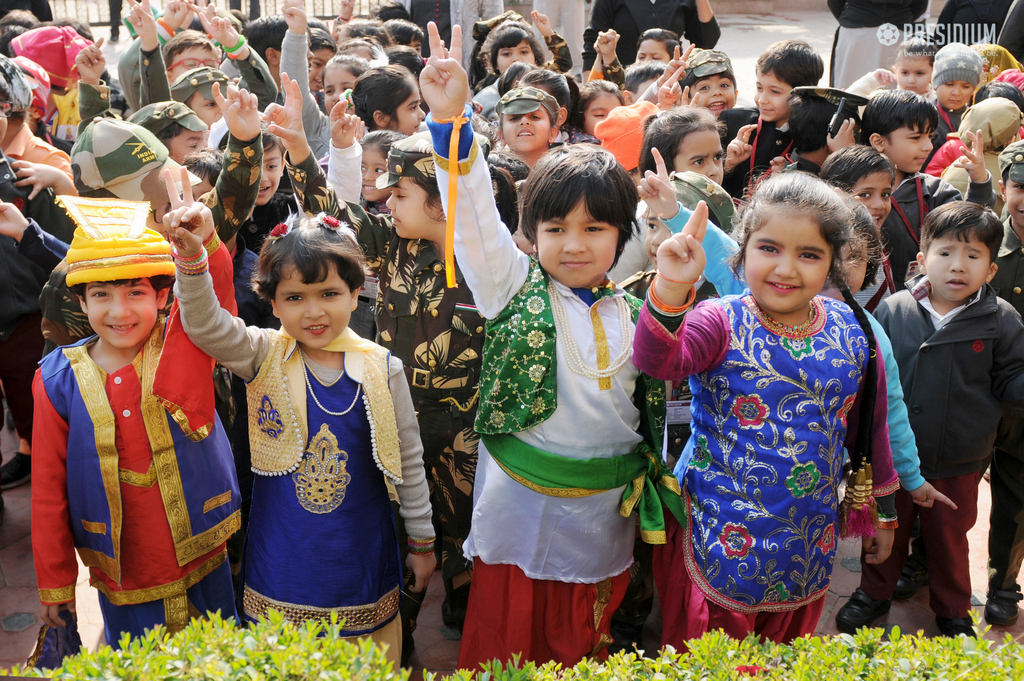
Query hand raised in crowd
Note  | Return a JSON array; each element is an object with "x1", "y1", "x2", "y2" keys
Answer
[
  {"x1": 657, "y1": 63, "x2": 687, "y2": 111},
  {"x1": 0, "y1": 200, "x2": 29, "y2": 241},
  {"x1": 420, "y1": 22, "x2": 470, "y2": 121},
  {"x1": 126, "y1": 0, "x2": 159, "y2": 52},
  {"x1": 594, "y1": 29, "x2": 619, "y2": 65},
  {"x1": 329, "y1": 99, "x2": 364, "y2": 150},
  {"x1": 638, "y1": 147, "x2": 680, "y2": 220},
  {"x1": 725, "y1": 123, "x2": 756, "y2": 172},
  {"x1": 12, "y1": 160, "x2": 74, "y2": 199},
  {"x1": 162, "y1": 0, "x2": 193, "y2": 32},
  {"x1": 654, "y1": 205, "x2": 710, "y2": 308},
  {"x1": 212, "y1": 82, "x2": 261, "y2": 142},
  {"x1": 872, "y1": 68, "x2": 896, "y2": 86},
  {"x1": 827, "y1": 118, "x2": 857, "y2": 153},
  {"x1": 74, "y1": 36, "x2": 106, "y2": 86},
  {"x1": 951, "y1": 129, "x2": 989, "y2": 184},
  {"x1": 337, "y1": 0, "x2": 355, "y2": 24},
  {"x1": 196, "y1": 4, "x2": 251, "y2": 60},
  {"x1": 531, "y1": 10, "x2": 554, "y2": 38},
  {"x1": 656, "y1": 43, "x2": 694, "y2": 90},
  {"x1": 264, "y1": 73, "x2": 311, "y2": 163},
  {"x1": 282, "y1": 0, "x2": 308, "y2": 36},
  {"x1": 163, "y1": 166, "x2": 214, "y2": 258}
]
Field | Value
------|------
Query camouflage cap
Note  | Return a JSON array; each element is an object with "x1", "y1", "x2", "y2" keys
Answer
[
  {"x1": 669, "y1": 171, "x2": 735, "y2": 232},
  {"x1": 999, "y1": 139, "x2": 1024, "y2": 184},
  {"x1": 376, "y1": 132, "x2": 436, "y2": 190},
  {"x1": 72, "y1": 118, "x2": 201, "y2": 201},
  {"x1": 790, "y1": 86, "x2": 869, "y2": 111},
  {"x1": 128, "y1": 101, "x2": 209, "y2": 137},
  {"x1": 686, "y1": 49, "x2": 733, "y2": 80},
  {"x1": 495, "y1": 86, "x2": 561, "y2": 119},
  {"x1": 472, "y1": 10, "x2": 525, "y2": 42},
  {"x1": 169, "y1": 66, "x2": 230, "y2": 105}
]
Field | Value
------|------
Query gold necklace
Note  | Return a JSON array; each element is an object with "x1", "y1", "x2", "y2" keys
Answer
[{"x1": 749, "y1": 298, "x2": 820, "y2": 337}]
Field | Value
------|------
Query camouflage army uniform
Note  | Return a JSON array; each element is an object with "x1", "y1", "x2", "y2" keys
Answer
[{"x1": 287, "y1": 135, "x2": 482, "y2": 645}]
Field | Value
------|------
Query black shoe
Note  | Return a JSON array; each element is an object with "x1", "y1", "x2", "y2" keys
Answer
[
  {"x1": 0, "y1": 452, "x2": 30, "y2": 489},
  {"x1": 936, "y1": 616, "x2": 976, "y2": 638},
  {"x1": 835, "y1": 588, "x2": 891, "y2": 633},
  {"x1": 607, "y1": 620, "x2": 643, "y2": 655},
  {"x1": 986, "y1": 586, "x2": 1023, "y2": 626},
  {"x1": 893, "y1": 560, "x2": 929, "y2": 600}
]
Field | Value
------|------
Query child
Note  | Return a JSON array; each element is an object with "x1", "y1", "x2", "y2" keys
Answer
[
  {"x1": 572, "y1": 79, "x2": 623, "y2": 137},
  {"x1": 847, "y1": 37, "x2": 936, "y2": 99},
  {"x1": 635, "y1": 28, "x2": 677, "y2": 63},
  {"x1": 322, "y1": 54, "x2": 368, "y2": 114},
  {"x1": 721, "y1": 39, "x2": 824, "y2": 199},
  {"x1": 984, "y1": 140, "x2": 1024, "y2": 626},
  {"x1": 244, "y1": 15, "x2": 289, "y2": 88},
  {"x1": 495, "y1": 86, "x2": 563, "y2": 168},
  {"x1": 622, "y1": 61, "x2": 665, "y2": 105},
  {"x1": 682, "y1": 48, "x2": 736, "y2": 117},
  {"x1": 384, "y1": 18, "x2": 424, "y2": 51},
  {"x1": 31, "y1": 195, "x2": 241, "y2": 647},
  {"x1": 358, "y1": 130, "x2": 406, "y2": 214},
  {"x1": 419, "y1": 23, "x2": 683, "y2": 667},
  {"x1": 519, "y1": 68, "x2": 598, "y2": 144},
  {"x1": 170, "y1": 195, "x2": 434, "y2": 665},
  {"x1": 308, "y1": 28, "x2": 337, "y2": 94},
  {"x1": 781, "y1": 87, "x2": 867, "y2": 175},
  {"x1": 639, "y1": 106, "x2": 724, "y2": 185},
  {"x1": 926, "y1": 43, "x2": 984, "y2": 168},
  {"x1": 863, "y1": 89, "x2": 995, "y2": 286},
  {"x1": 835, "y1": 201, "x2": 1024, "y2": 638},
  {"x1": 168, "y1": 67, "x2": 231, "y2": 129},
  {"x1": 633, "y1": 168, "x2": 898, "y2": 646},
  {"x1": 352, "y1": 65, "x2": 425, "y2": 137}
]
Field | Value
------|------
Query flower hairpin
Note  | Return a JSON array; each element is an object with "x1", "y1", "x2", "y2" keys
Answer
[
  {"x1": 266, "y1": 221, "x2": 292, "y2": 243},
  {"x1": 316, "y1": 213, "x2": 357, "y2": 242}
]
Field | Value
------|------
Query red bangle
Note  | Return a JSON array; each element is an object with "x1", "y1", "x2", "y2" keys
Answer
[
  {"x1": 648, "y1": 276, "x2": 697, "y2": 314},
  {"x1": 656, "y1": 270, "x2": 701, "y2": 285}
]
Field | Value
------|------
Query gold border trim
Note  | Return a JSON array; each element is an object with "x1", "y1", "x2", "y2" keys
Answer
[
  {"x1": 361, "y1": 349, "x2": 403, "y2": 484},
  {"x1": 242, "y1": 585, "x2": 400, "y2": 633},
  {"x1": 38, "y1": 584, "x2": 77, "y2": 604},
  {"x1": 203, "y1": 490, "x2": 233, "y2": 513},
  {"x1": 81, "y1": 520, "x2": 107, "y2": 534},
  {"x1": 492, "y1": 457, "x2": 607, "y2": 498},
  {"x1": 431, "y1": 138, "x2": 480, "y2": 175},
  {"x1": 91, "y1": 550, "x2": 226, "y2": 606},
  {"x1": 119, "y1": 462, "x2": 157, "y2": 487}
]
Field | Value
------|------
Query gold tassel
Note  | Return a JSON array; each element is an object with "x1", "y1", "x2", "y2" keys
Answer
[{"x1": 838, "y1": 463, "x2": 878, "y2": 537}]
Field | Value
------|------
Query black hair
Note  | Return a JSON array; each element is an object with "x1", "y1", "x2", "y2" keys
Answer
[
  {"x1": 308, "y1": 18, "x2": 329, "y2": 33},
  {"x1": 844, "y1": 197, "x2": 882, "y2": 289},
  {"x1": 572, "y1": 80, "x2": 623, "y2": 130},
  {"x1": 152, "y1": 121, "x2": 188, "y2": 144},
  {"x1": 0, "y1": 10, "x2": 39, "y2": 29},
  {"x1": 338, "y1": 19, "x2": 393, "y2": 47},
  {"x1": 624, "y1": 61, "x2": 666, "y2": 95},
  {"x1": 359, "y1": 129, "x2": 406, "y2": 160},
  {"x1": 519, "y1": 68, "x2": 576, "y2": 120},
  {"x1": 976, "y1": 81, "x2": 1024, "y2": 113},
  {"x1": 497, "y1": 61, "x2": 535, "y2": 97},
  {"x1": 755, "y1": 39, "x2": 823, "y2": 89},
  {"x1": 373, "y1": 1, "x2": 412, "y2": 22},
  {"x1": 482, "y1": 21, "x2": 544, "y2": 75},
  {"x1": 309, "y1": 27, "x2": 336, "y2": 55},
  {"x1": 862, "y1": 89, "x2": 938, "y2": 140},
  {"x1": 637, "y1": 28, "x2": 678, "y2": 57},
  {"x1": 229, "y1": 9, "x2": 249, "y2": 32},
  {"x1": 384, "y1": 18, "x2": 424, "y2": 48},
  {"x1": 820, "y1": 144, "x2": 895, "y2": 190},
  {"x1": 638, "y1": 106, "x2": 721, "y2": 175},
  {"x1": 489, "y1": 162, "x2": 519, "y2": 233},
  {"x1": 518, "y1": 145, "x2": 639, "y2": 266},
  {"x1": 261, "y1": 126, "x2": 285, "y2": 156},
  {"x1": 840, "y1": 283, "x2": 878, "y2": 489},
  {"x1": 338, "y1": 38, "x2": 383, "y2": 56},
  {"x1": 183, "y1": 148, "x2": 223, "y2": 184},
  {"x1": 385, "y1": 45, "x2": 424, "y2": 79},
  {"x1": 0, "y1": 25, "x2": 26, "y2": 57},
  {"x1": 254, "y1": 217, "x2": 368, "y2": 300},
  {"x1": 895, "y1": 36, "x2": 936, "y2": 66},
  {"x1": 920, "y1": 200, "x2": 1003, "y2": 261},
  {"x1": 351, "y1": 65, "x2": 417, "y2": 131},
  {"x1": 245, "y1": 15, "x2": 288, "y2": 64},
  {"x1": 69, "y1": 275, "x2": 175, "y2": 299},
  {"x1": 488, "y1": 149, "x2": 530, "y2": 182},
  {"x1": 789, "y1": 91, "x2": 856, "y2": 154}
]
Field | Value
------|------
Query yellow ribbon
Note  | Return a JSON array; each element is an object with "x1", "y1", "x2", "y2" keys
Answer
[{"x1": 433, "y1": 110, "x2": 470, "y2": 289}]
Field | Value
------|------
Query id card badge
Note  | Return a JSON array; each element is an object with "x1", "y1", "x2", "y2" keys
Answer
[
  {"x1": 362, "y1": 275, "x2": 379, "y2": 300},
  {"x1": 666, "y1": 399, "x2": 692, "y2": 425},
  {"x1": 904, "y1": 261, "x2": 919, "y2": 282}
]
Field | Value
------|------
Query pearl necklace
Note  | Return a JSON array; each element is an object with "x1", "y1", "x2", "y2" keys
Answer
[
  {"x1": 548, "y1": 281, "x2": 634, "y2": 380},
  {"x1": 302, "y1": 359, "x2": 362, "y2": 417}
]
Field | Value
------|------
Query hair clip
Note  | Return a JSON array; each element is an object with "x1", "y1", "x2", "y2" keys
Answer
[{"x1": 265, "y1": 221, "x2": 292, "y2": 243}]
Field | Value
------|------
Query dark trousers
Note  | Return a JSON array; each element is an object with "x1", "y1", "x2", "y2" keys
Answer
[
  {"x1": 109, "y1": 0, "x2": 122, "y2": 36},
  {"x1": 860, "y1": 471, "x2": 982, "y2": 619},
  {"x1": 0, "y1": 313, "x2": 44, "y2": 447},
  {"x1": 989, "y1": 444, "x2": 1024, "y2": 590}
]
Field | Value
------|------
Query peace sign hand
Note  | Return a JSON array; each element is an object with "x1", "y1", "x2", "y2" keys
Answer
[
  {"x1": 951, "y1": 129, "x2": 989, "y2": 183},
  {"x1": 637, "y1": 147, "x2": 680, "y2": 220},
  {"x1": 653, "y1": 201, "x2": 709, "y2": 307},
  {"x1": 162, "y1": 167, "x2": 213, "y2": 258},
  {"x1": 420, "y1": 22, "x2": 469, "y2": 121}
]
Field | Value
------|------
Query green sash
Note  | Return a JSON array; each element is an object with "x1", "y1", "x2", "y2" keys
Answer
[{"x1": 482, "y1": 433, "x2": 687, "y2": 544}]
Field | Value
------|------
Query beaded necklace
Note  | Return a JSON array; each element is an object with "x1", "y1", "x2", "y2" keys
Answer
[
  {"x1": 548, "y1": 281, "x2": 634, "y2": 380},
  {"x1": 747, "y1": 297, "x2": 823, "y2": 338},
  {"x1": 302, "y1": 358, "x2": 362, "y2": 417}
]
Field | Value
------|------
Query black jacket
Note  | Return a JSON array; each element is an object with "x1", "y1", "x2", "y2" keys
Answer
[
  {"x1": 582, "y1": 0, "x2": 720, "y2": 71},
  {"x1": 827, "y1": 0, "x2": 928, "y2": 28},
  {"x1": 935, "y1": 0, "x2": 1014, "y2": 45},
  {"x1": 999, "y1": 0, "x2": 1024, "y2": 61}
]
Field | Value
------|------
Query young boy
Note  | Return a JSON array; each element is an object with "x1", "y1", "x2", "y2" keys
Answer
[
  {"x1": 863, "y1": 89, "x2": 994, "y2": 288},
  {"x1": 984, "y1": 140, "x2": 1024, "y2": 626},
  {"x1": 721, "y1": 39, "x2": 823, "y2": 199},
  {"x1": 31, "y1": 196, "x2": 241, "y2": 647},
  {"x1": 925, "y1": 42, "x2": 983, "y2": 169},
  {"x1": 835, "y1": 201, "x2": 1024, "y2": 638},
  {"x1": 168, "y1": 67, "x2": 230, "y2": 129},
  {"x1": 782, "y1": 87, "x2": 867, "y2": 175},
  {"x1": 635, "y1": 29, "x2": 677, "y2": 63},
  {"x1": 681, "y1": 48, "x2": 736, "y2": 117}
]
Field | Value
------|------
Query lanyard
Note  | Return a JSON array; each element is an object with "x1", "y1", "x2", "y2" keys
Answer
[
  {"x1": 890, "y1": 176, "x2": 927, "y2": 245},
  {"x1": 748, "y1": 117, "x2": 793, "y2": 193},
  {"x1": 868, "y1": 254, "x2": 897, "y2": 313},
  {"x1": 937, "y1": 105, "x2": 954, "y2": 135}
]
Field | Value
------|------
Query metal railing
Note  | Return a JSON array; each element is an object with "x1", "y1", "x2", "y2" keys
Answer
[{"x1": 54, "y1": 0, "x2": 380, "y2": 24}]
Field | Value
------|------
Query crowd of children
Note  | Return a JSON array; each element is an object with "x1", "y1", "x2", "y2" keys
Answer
[{"x1": 2, "y1": 0, "x2": 1024, "y2": 671}]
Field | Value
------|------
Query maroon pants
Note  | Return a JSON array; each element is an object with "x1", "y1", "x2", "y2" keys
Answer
[
  {"x1": 0, "y1": 313, "x2": 44, "y2": 446},
  {"x1": 860, "y1": 471, "x2": 981, "y2": 619}
]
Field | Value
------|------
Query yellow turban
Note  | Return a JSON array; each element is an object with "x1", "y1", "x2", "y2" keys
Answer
[{"x1": 60, "y1": 196, "x2": 175, "y2": 287}]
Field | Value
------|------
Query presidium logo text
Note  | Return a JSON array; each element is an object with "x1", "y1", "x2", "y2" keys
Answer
[{"x1": 876, "y1": 22, "x2": 997, "y2": 47}]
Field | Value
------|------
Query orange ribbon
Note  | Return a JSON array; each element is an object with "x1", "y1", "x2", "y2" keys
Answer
[{"x1": 434, "y1": 110, "x2": 470, "y2": 288}]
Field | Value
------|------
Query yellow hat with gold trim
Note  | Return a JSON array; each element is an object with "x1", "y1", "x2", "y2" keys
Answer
[{"x1": 61, "y1": 196, "x2": 175, "y2": 287}]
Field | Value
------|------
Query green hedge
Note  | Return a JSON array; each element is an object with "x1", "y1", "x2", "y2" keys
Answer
[{"x1": 4, "y1": 611, "x2": 1024, "y2": 680}]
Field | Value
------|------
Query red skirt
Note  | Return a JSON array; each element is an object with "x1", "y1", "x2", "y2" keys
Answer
[
  {"x1": 458, "y1": 558, "x2": 629, "y2": 670},
  {"x1": 654, "y1": 511, "x2": 825, "y2": 648}
]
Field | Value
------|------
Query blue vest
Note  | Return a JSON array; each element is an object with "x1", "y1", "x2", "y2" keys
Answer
[
  {"x1": 39, "y1": 331, "x2": 240, "y2": 584},
  {"x1": 682, "y1": 295, "x2": 867, "y2": 612}
]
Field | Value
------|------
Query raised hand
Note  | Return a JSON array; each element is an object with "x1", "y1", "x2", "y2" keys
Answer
[
  {"x1": 162, "y1": 0, "x2": 193, "y2": 32},
  {"x1": 725, "y1": 123, "x2": 756, "y2": 172},
  {"x1": 282, "y1": 0, "x2": 308, "y2": 35},
  {"x1": 420, "y1": 22, "x2": 469, "y2": 121},
  {"x1": 653, "y1": 201, "x2": 709, "y2": 307},
  {"x1": 595, "y1": 29, "x2": 619, "y2": 64},
  {"x1": 531, "y1": 10, "x2": 554, "y2": 38},
  {"x1": 827, "y1": 118, "x2": 857, "y2": 153},
  {"x1": 329, "y1": 99, "x2": 364, "y2": 150},
  {"x1": 74, "y1": 36, "x2": 106, "y2": 86},
  {"x1": 213, "y1": 82, "x2": 261, "y2": 142},
  {"x1": 126, "y1": 0, "x2": 159, "y2": 52},
  {"x1": 951, "y1": 129, "x2": 989, "y2": 183},
  {"x1": 263, "y1": 73, "x2": 310, "y2": 162},
  {"x1": 638, "y1": 147, "x2": 680, "y2": 219},
  {"x1": 873, "y1": 68, "x2": 896, "y2": 86},
  {"x1": 657, "y1": 63, "x2": 687, "y2": 111},
  {"x1": 656, "y1": 43, "x2": 693, "y2": 89},
  {"x1": 163, "y1": 166, "x2": 213, "y2": 257}
]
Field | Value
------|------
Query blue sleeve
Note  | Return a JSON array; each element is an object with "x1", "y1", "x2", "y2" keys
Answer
[
  {"x1": 663, "y1": 202, "x2": 744, "y2": 297},
  {"x1": 426, "y1": 104, "x2": 475, "y2": 161},
  {"x1": 868, "y1": 313, "x2": 924, "y2": 491},
  {"x1": 16, "y1": 219, "x2": 68, "y2": 272}
]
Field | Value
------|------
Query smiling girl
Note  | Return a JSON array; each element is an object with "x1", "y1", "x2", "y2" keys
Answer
[{"x1": 351, "y1": 64, "x2": 425, "y2": 136}]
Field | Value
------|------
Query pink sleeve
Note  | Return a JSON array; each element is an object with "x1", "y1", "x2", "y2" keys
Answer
[
  {"x1": 633, "y1": 301, "x2": 731, "y2": 381},
  {"x1": 843, "y1": 339, "x2": 899, "y2": 495}
]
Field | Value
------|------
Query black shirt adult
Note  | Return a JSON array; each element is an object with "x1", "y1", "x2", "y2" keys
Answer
[
  {"x1": 826, "y1": 0, "x2": 928, "y2": 28},
  {"x1": 999, "y1": 0, "x2": 1024, "y2": 61},
  {"x1": 934, "y1": 0, "x2": 1015, "y2": 46},
  {"x1": 582, "y1": 0, "x2": 720, "y2": 72},
  {"x1": 0, "y1": 0, "x2": 52, "y2": 23}
]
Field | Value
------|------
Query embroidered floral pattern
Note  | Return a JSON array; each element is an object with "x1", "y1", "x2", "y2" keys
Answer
[
  {"x1": 531, "y1": 397, "x2": 546, "y2": 414},
  {"x1": 527, "y1": 330, "x2": 545, "y2": 348},
  {"x1": 816, "y1": 524, "x2": 836, "y2": 554},
  {"x1": 719, "y1": 523, "x2": 754, "y2": 559},
  {"x1": 764, "y1": 582, "x2": 791, "y2": 603},
  {"x1": 528, "y1": 365, "x2": 545, "y2": 382},
  {"x1": 838, "y1": 394, "x2": 856, "y2": 428},
  {"x1": 257, "y1": 395, "x2": 284, "y2": 438},
  {"x1": 293, "y1": 423, "x2": 351, "y2": 514},
  {"x1": 780, "y1": 336, "x2": 814, "y2": 360},
  {"x1": 732, "y1": 395, "x2": 768, "y2": 428},
  {"x1": 526, "y1": 296, "x2": 546, "y2": 314},
  {"x1": 691, "y1": 435, "x2": 711, "y2": 471},
  {"x1": 785, "y1": 462, "x2": 821, "y2": 499}
]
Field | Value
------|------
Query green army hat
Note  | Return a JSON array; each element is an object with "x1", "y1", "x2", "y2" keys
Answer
[
  {"x1": 999, "y1": 139, "x2": 1024, "y2": 184},
  {"x1": 127, "y1": 101, "x2": 208, "y2": 137},
  {"x1": 72, "y1": 118, "x2": 201, "y2": 201},
  {"x1": 686, "y1": 49, "x2": 733, "y2": 80},
  {"x1": 169, "y1": 66, "x2": 230, "y2": 104},
  {"x1": 472, "y1": 10, "x2": 525, "y2": 41},
  {"x1": 495, "y1": 86, "x2": 561, "y2": 119},
  {"x1": 377, "y1": 132, "x2": 436, "y2": 190},
  {"x1": 669, "y1": 171, "x2": 735, "y2": 232}
]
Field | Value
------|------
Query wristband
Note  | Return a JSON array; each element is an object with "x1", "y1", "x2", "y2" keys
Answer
[
  {"x1": 156, "y1": 18, "x2": 175, "y2": 38},
  {"x1": 648, "y1": 275, "x2": 697, "y2": 315},
  {"x1": 173, "y1": 247, "x2": 209, "y2": 276},
  {"x1": 876, "y1": 517, "x2": 898, "y2": 530},
  {"x1": 222, "y1": 35, "x2": 246, "y2": 54},
  {"x1": 656, "y1": 270, "x2": 700, "y2": 286},
  {"x1": 407, "y1": 537, "x2": 435, "y2": 555}
]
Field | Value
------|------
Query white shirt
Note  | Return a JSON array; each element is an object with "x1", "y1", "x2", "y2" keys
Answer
[
  {"x1": 436, "y1": 143, "x2": 641, "y2": 583},
  {"x1": 918, "y1": 287, "x2": 983, "y2": 330}
]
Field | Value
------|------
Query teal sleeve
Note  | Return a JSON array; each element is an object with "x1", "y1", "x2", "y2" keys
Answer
[{"x1": 663, "y1": 202, "x2": 744, "y2": 297}]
